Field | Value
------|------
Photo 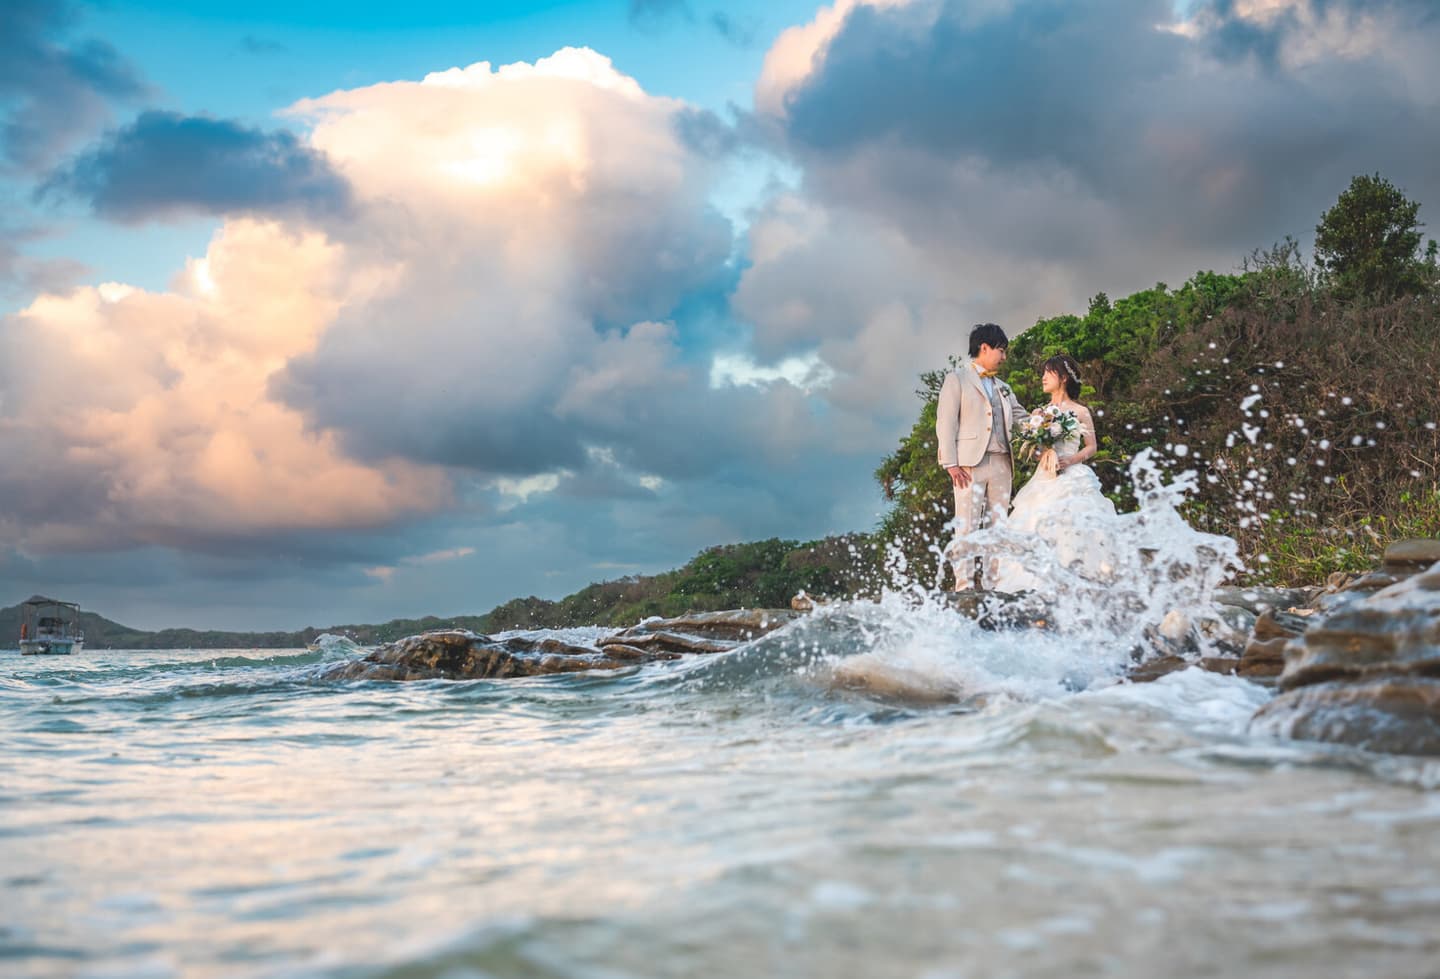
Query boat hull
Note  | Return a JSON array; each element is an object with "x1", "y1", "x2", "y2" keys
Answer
[{"x1": 20, "y1": 639, "x2": 82, "y2": 656}]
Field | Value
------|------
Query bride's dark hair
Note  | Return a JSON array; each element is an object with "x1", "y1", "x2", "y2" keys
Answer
[{"x1": 1042, "y1": 355, "x2": 1082, "y2": 399}]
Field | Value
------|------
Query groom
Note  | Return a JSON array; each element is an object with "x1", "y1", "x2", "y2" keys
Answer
[{"x1": 935, "y1": 323, "x2": 1028, "y2": 589}]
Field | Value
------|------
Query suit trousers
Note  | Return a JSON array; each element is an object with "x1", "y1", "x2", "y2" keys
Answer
[{"x1": 951, "y1": 450, "x2": 1014, "y2": 588}]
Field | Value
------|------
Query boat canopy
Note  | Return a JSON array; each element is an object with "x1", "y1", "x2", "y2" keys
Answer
[{"x1": 22, "y1": 595, "x2": 81, "y2": 609}]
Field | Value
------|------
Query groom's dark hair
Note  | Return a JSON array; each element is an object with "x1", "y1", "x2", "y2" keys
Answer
[{"x1": 968, "y1": 323, "x2": 1008, "y2": 357}]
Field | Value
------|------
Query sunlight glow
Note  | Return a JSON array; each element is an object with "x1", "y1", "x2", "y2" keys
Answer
[{"x1": 443, "y1": 127, "x2": 523, "y2": 186}]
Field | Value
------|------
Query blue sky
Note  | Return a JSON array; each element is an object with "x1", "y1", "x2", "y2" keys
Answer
[
  {"x1": 14, "y1": 0, "x2": 815, "y2": 299},
  {"x1": 3, "y1": 0, "x2": 1438, "y2": 630}
]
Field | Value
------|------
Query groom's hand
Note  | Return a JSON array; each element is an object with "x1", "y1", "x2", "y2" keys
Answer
[{"x1": 947, "y1": 465, "x2": 971, "y2": 489}]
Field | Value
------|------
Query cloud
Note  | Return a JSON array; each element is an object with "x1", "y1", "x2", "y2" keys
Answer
[
  {"x1": 0, "y1": 224, "x2": 91, "y2": 298},
  {"x1": 0, "y1": 218, "x2": 452, "y2": 557},
  {"x1": 271, "y1": 49, "x2": 739, "y2": 478},
  {"x1": 40, "y1": 111, "x2": 352, "y2": 223},
  {"x1": 0, "y1": 0, "x2": 147, "y2": 173},
  {"x1": 726, "y1": 0, "x2": 1440, "y2": 430},
  {"x1": 0, "y1": 46, "x2": 878, "y2": 614},
  {"x1": 766, "y1": 0, "x2": 1440, "y2": 250}
]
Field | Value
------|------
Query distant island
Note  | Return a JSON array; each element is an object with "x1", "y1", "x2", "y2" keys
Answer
[{"x1": 0, "y1": 536, "x2": 869, "y2": 649}]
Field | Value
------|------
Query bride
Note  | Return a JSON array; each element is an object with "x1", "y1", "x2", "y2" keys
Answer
[{"x1": 990, "y1": 354, "x2": 1119, "y2": 591}]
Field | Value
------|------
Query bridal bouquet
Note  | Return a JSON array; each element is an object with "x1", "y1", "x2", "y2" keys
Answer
[{"x1": 1012, "y1": 405, "x2": 1080, "y2": 461}]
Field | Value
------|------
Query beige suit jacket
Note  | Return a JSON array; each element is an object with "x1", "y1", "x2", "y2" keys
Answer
[{"x1": 935, "y1": 364, "x2": 1028, "y2": 469}]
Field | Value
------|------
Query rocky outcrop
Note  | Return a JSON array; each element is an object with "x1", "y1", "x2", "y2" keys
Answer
[
  {"x1": 320, "y1": 609, "x2": 801, "y2": 682},
  {"x1": 1249, "y1": 540, "x2": 1440, "y2": 756},
  {"x1": 318, "y1": 630, "x2": 632, "y2": 681}
]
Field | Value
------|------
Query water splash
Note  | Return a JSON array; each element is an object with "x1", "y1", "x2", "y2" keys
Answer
[{"x1": 745, "y1": 450, "x2": 1246, "y2": 705}]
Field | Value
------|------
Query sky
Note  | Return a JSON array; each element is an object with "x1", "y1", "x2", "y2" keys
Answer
[{"x1": 2, "y1": 0, "x2": 1438, "y2": 631}]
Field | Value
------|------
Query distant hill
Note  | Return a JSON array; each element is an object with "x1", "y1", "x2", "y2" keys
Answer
[
  {"x1": 0, "y1": 600, "x2": 494, "y2": 650},
  {"x1": 1, "y1": 535, "x2": 873, "y2": 650}
]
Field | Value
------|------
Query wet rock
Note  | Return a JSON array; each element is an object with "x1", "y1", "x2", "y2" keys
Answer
[
  {"x1": 1246, "y1": 543, "x2": 1440, "y2": 755},
  {"x1": 611, "y1": 609, "x2": 800, "y2": 645},
  {"x1": 596, "y1": 630, "x2": 734, "y2": 655},
  {"x1": 321, "y1": 610, "x2": 805, "y2": 682},
  {"x1": 1128, "y1": 654, "x2": 1191, "y2": 683},
  {"x1": 1237, "y1": 607, "x2": 1310, "y2": 681},
  {"x1": 1382, "y1": 539, "x2": 1440, "y2": 575},
  {"x1": 1277, "y1": 562, "x2": 1440, "y2": 692},
  {"x1": 1239, "y1": 635, "x2": 1291, "y2": 680},
  {"x1": 943, "y1": 589, "x2": 1054, "y2": 630},
  {"x1": 1251, "y1": 676, "x2": 1440, "y2": 756},
  {"x1": 824, "y1": 656, "x2": 970, "y2": 705},
  {"x1": 1213, "y1": 585, "x2": 1319, "y2": 616},
  {"x1": 320, "y1": 630, "x2": 643, "y2": 681},
  {"x1": 1200, "y1": 653, "x2": 1241, "y2": 675},
  {"x1": 1199, "y1": 609, "x2": 1252, "y2": 658}
]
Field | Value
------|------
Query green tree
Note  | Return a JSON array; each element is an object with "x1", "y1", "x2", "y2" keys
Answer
[{"x1": 1313, "y1": 173, "x2": 1427, "y2": 301}]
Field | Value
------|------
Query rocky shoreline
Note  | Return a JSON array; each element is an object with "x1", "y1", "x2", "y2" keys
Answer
[{"x1": 319, "y1": 541, "x2": 1440, "y2": 757}]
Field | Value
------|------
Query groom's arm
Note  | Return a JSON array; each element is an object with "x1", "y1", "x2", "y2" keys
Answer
[
  {"x1": 936, "y1": 371, "x2": 961, "y2": 467},
  {"x1": 1006, "y1": 388, "x2": 1028, "y2": 430},
  {"x1": 935, "y1": 371, "x2": 970, "y2": 488}
]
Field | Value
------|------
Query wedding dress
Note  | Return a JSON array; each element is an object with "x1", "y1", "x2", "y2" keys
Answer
[{"x1": 989, "y1": 429, "x2": 1120, "y2": 592}]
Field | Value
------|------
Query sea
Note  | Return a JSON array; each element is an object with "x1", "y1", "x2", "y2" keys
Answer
[{"x1": 4, "y1": 464, "x2": 1440, "y2": 978}]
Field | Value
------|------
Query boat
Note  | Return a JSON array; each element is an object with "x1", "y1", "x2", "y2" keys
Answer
[{"x1": 19, "y1": 596, "x2": 85, "y2": 656}]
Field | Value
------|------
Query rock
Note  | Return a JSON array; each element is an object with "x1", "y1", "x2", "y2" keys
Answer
[
  {"x1": 321, "y1": 610, "x2": 806, "y2": 682},
  {"x1": 1247, "y1": 548, "x2": 1440, "y2": 756},
  {"x1": 1239, "y1": 635, "x2": 1290, "y2": 680},
  {"x1": 593, "y1": 642, "x2": 671, "y2": 662},
  {"x1": 1335, "y1": 570, "x2": 1407, "y2": 598},
  {"x1": 1325, "y1": 571, "x2": 1357, "y2": 593},
  {"x1": 1251, "y1": 677, "x2": 1440, "y2": 756},
  {"x1": 1200, "y1": 654, "x2": 1241, "y2": 675},
  {"x1": 1382, "y1": 539, "x2": 1440, "y2": 575},
  {"x1": 1235, "y1": 607, "x2": 1309, "y2": 681},
  {"x1": 1199, "y1": 611, "x2": 1252, "y2": 657},
  {"x1": 791, "y1": 590, "x2": 819, "y2": 612},
  {"x1": 1252, "y1": 607, "x2": 1312, "y2": 640},
  {"x1": 319, "y1": 630, "x2": 641, "y2": 681},
  {"x1": 1128, "y1": 654, "x2": 1192, "y2": 683},
  {"x1": 596, "y1": 630, "x2": 734, "y2": 655},
  {"x1": 824, "y1": 655, "x2": 970, "y2": 705},
  {"x1": 613, "y1": 609, "x2": 800, "y2": 644},
  {"x1": 1213, "y1": 585, "x2": 1320, "y2": 615},
  {"x1": 1158, "y1": 609, "x2": 1191, "y2": 644},
  {"x1": 1277, "y1": 562, "x2": 1440, "y2": 692},
  {"x1": 943, "y1": 589, "x2": 1053, "y2": 630}
]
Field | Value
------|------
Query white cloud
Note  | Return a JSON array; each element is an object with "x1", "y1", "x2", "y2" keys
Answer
[
  {"x1": 492, "y1": 473, "x2": 567, "y2": 506},
  {"x1": 709, "y1": 351, "x2": 835, "y2": 392},
  {"x1": 0, "y1": 47, "x2": 766, "y2": 564}
]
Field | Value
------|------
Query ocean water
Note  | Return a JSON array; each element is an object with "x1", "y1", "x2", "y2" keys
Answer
[{"x1": 3, "y1": 597, "x2": 1440, "y2": 979}]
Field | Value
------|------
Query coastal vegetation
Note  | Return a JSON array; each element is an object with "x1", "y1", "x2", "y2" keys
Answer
[{"x1": 876, "y1": 173, "x2": 1440, "y2": 587}]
